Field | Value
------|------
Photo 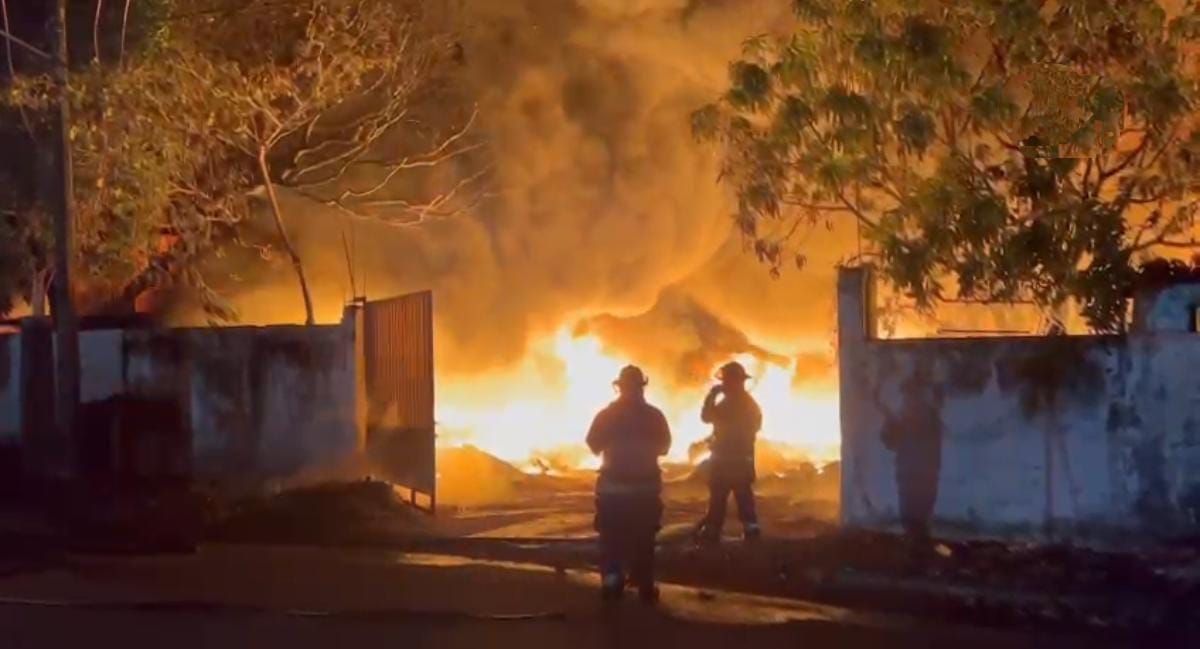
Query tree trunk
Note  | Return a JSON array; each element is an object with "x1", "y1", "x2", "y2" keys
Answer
[
  {"x1": 50, "y1": 0, "x2": 80, "y2": 478},
  {"x1": 257, "y1": 148, "x2": 315, "y2": 325}
]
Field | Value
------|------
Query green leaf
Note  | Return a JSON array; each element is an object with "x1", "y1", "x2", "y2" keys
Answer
[
  {"x1": 821, "y1": 85, "x2": 873, "y2": 124},
  {"x1": 900, "y1": 17, "x2": 952, "y2": 62},
  {"x1": 792, "y1": 0, "x2": 833, "y2": 21},
  {"x1": 773, "y1": 34, "x2": 820, "y2": 88},
  {"x1": 855, "y1": 33, "x2": 890, "y2": 69},
  {"x1": 970, "y1": 85, "x2": 1017, "y2": 127},
  {"x1": 772, "y1": 96, "x2": 815, "y2": 145},
  {"x1": 895, "y1": 108, "x2": 935, "y2": 154},
  {"x1": 700, "y1": 0, "x2": 1200, "y2": 334},
  {"x1": 728, "y1": 61, "x2": 773, "y2": 111}
]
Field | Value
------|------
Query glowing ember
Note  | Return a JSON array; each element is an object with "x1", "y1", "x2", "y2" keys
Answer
[{"x1": 437, "y1": 328, "x2": 840, "y2": 474}]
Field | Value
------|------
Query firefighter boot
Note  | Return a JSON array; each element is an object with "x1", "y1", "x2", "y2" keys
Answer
[{"x1": 601, "y1": 572, "x2": 625, "y2": 601}]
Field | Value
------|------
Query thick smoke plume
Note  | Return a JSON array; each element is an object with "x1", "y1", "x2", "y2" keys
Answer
[{"x1": 179, "y1": 0, "x2": 855, "y2": 390}]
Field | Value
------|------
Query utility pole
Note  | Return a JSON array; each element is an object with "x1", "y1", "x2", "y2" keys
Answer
[{"x1": 49, "y1": 0, "x2": 80, "y2": 478}]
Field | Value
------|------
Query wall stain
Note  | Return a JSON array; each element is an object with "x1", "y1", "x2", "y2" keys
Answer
[
  {"x1": 1182, "y1": 417, "x2": 1200, "y2": 447},
  {"x1": 1132, "y1": 435, "x2": 1171, "y2": 527},
  {"x1": 1106, "y1": 402, "x2": 1143, "y2": 434},
  {"x1": 879, "y1": 357, "x2": 945, "y2": 538},
  {"x1": 940, "y1": 346, "x2": 993, "y2": 396},
  {"x1": 995, "y1": 339, "x2": 1106, "y2": 418}
]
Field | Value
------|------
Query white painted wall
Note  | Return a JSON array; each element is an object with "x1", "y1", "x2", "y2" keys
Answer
[
  {"x1": 0, "y1": 334, "x2": 18, "y2": 441},
  {"x1": 79, "y1": 329, "x2": 123, "y2": 402},
  {"x1": 839, "y1": 268, "x2": 1200, "y2": 543},
  {"x1": 123, "y1": 319, "x2": 362, "y2": 492},
  {"x1": 6, "y1": 315, "x2": 363, "y2": 493}
]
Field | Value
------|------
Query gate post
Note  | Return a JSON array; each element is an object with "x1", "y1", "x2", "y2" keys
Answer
[
  {"x1": 344, "y1": 302, "x2": 369, "y2": 455},
  {"x1": 837, "y1": 266, "x2": 876, "y2": 527},
  {"x1": 20, "y1": 317, "x2": 67, "y2": 482}
]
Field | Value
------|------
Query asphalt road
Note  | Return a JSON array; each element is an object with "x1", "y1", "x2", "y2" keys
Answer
[{"x1": 0, "y1": 545, "x2": 1169, "y2": 649}]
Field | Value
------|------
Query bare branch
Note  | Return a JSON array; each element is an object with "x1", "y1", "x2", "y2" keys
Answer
[
  {"x1": 1, "y1": 0, "x2": 37, "y2": 142},
  {"x1": 833, "y1": 188, "x2": 881, "y2": 232},
  {"x1": 780, "y1": 200, "x2": 860, "y2": 212},
  {"x1": 119, "y1": 0, "x2": 132, "y2": 66},
  {"x1": 283, "y1": 107, "x2": 412, "y2": 186},
  {"x1": 296, "y1": 165, "x2": 493, "y2": 227},
  {"x1": 0, "y1": 26, "x2": 52, "y2": 60},
  {"x1": 93, "y1": 0, "x2": 105, "y2": 63},
  {"x1": 296, "y1": 108, "x2": 481, "y2": 201},
  {"x1": 1097, "y1": 132, "x2": 1150, "y2": 184},
  {"x1": 1132, "y1": 236, "x2": 1200, "y2": 253}
]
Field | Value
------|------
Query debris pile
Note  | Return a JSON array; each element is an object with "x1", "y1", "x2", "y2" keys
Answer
[{"x1": 209, "y1": 479, "x2": 436, "y2": 544}]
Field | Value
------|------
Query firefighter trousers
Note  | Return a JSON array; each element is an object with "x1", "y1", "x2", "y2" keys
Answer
[{"x1": 594, "y1": 492, "x2": 662, "y2": 588}]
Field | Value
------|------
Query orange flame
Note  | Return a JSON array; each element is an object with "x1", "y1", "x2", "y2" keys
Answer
[{"x1": 437, "y1": 327, "x2": 839, "y2": 473}]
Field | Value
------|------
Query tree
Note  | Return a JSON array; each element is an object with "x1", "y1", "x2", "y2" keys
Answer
[
  {"x1": 695, "y1": 0, "x2": 1200, "y2": 332},
  {"x1": 1, "y1": 0, "x2": 480, "y2": 323},
  {"x1": 0, "y1": 0, "x2": 236, "y2": 319},
  {"x1": 167, "y1": 0, "x2": 481, "y2": 324}
]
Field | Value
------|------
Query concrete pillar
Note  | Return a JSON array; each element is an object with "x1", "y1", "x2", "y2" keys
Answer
[
  {"x1": 837, "y1": 266, "x2": 875, "y2": 526},
  {"x1": 837, "y1": 265, "x2": 876, "y2": 347},
  {"x1": 343, "y1": 303, "x2": 368, "y2": 454},
  {"x1": 1131, "y1": 282, "x2": 1200, "y2": 334},
  {"x1": 19, "y1": 317, "x2": 67, "y2": 481}
]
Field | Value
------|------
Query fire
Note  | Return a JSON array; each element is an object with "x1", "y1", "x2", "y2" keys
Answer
[{"x1": 436, "y1": 327, "x2": 840, "y2": 474}]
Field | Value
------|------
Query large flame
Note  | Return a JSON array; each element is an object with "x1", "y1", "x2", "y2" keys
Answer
[{"x1": 437, "y1": 327, "x2": 839, "y2": 474}]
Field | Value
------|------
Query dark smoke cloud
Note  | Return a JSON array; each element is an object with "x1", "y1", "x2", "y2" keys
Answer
[
  {"x1": 577, "y1": 289, "x2": 790, "y2": 388},
  {"x1": 180, "y1": 0, "x2": 853, "y2": 386}
]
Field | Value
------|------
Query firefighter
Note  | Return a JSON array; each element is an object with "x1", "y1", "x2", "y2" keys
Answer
[
  {"x1": 696, "y1": 361, "x2": 762, "y2": 544},
  {"x1": 586, "y1": 365, "x2": 672, "y2": 602}
]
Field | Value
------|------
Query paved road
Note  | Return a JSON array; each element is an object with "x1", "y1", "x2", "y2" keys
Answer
[{"x1": 0, "y1": 545, "x2": 1164, "y2": 648}]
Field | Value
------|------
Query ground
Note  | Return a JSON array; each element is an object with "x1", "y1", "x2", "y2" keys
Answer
[
  {"x1": 1, "y1": 449, "x2": 1196, "y2": 646},
  {"x1": 0, "y1": 545, "x2": 1170, "y2": 649}
]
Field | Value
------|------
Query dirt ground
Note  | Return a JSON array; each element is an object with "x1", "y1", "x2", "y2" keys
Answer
[
  {"x1": 5, "y1": 445, "x2": 1196, "y2": 640},
  {"x1": 200, "y1": 467, "x2": 1198, "y2": 638},
  {"x1": 0, "y1": 544, "x2": 1174, "y2": 649}
]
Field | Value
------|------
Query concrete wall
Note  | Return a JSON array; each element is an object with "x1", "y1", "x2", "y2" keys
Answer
[
  {"x1": 839, "y1": 268, "x2": 1200, "y2": 544},
  {"x1": 121, "y1": 318, "x2": 362, "y2": 491},
  {"x1": 0, "y1": 334, "x2": 17, "y2": 441},
  {"x1": 7, "y1": 312, "x2": 364, "y2": 493}
]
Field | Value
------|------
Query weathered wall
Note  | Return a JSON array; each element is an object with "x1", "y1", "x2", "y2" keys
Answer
[
  {"x1": 7, "y1": 312, "x2": 363, "y2": 492},
  {"x1": 123, "y1": 317, "x2": 362, "y2": 491},
  {"x1": 0, "y1": 334, "x2": 17, "y2": 441},
  {"x1": 839, "y1": 268, "x2": 1200, "y2": 544},
  {"x1": 1133, "y1": 282, "x2": 1200, "y2": 333}
]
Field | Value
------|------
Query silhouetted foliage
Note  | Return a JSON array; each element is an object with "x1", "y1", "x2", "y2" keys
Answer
[
  {"x1": 696, "y1": 0, "x2": 1200, "y2": 332},
  {"x1": 0, "y1": 0, "x2": 478, "y2": 321}
]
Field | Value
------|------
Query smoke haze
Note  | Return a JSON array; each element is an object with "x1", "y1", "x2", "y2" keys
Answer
[{"x1": 180, "y1": 0, "x2": 856, "y2": 390}]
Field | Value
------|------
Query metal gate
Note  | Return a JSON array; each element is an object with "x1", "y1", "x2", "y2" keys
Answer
[{"x1": 363, "y1": 291, "x2": 436, "y2": 511}]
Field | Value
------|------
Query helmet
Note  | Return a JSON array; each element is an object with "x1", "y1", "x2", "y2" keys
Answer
[
  {"x1": 614, "y1": 364, "x2": 648, "y2": 388},
  {"x1": 716, "y1": 361, "x2": 750, "y2": 382}
]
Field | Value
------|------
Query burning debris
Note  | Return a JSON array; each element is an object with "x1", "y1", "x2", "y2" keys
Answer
[{"x1": 436, "y1": 327, "x2": 841, "y2": 476}]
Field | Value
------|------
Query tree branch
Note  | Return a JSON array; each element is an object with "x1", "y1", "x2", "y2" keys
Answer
[
  {"x1": 0, "y1": 26, "x2": 52, "y2": 60},
  {"x1": 833, "y1": 188, "x2": 881, "y2": 232},
  {"x1": 93, "y1": 0, "x2": 105, "y2": 63},
  {"x1": 282, "y1": 108, "x2": 411, "y2": 186},
  {"x1": 297, "y1": 164, "x2": 492, "y2": 226},
  {"x1": 1097, "y1": 132, "x2": 1150, "y2": 184},
  {"x1": 1131, "y1": 236, "x2": 1200, "y2": 253},
  {"x1": 119, "y1": 0, "x2": 132, "y2": 66},
  {"x1": 1, "y1": 0, "x2": 37, "y2": 142}
]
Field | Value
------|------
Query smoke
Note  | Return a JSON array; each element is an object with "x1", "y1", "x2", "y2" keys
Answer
[
  {"x1": 179, "y1": 0, "x2": 854, "y2": 389},
  {"x1": 577, "y1": 289, "x2": 791, "y2": 387}
]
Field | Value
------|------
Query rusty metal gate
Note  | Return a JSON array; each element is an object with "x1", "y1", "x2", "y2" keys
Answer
[{"x1": 363, "y1": 290, "x2": 436, "y2": 512}]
